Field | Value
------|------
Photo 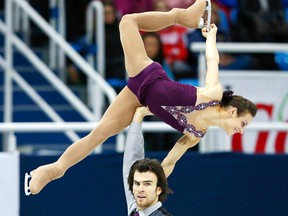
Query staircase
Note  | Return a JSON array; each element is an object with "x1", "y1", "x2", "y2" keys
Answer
[
  {"x1": 0, "y1": 44, "x2": 93, "y2": 154},
  {"x1": 1, "y1": 7, "x2": 122, "y2": 155}
]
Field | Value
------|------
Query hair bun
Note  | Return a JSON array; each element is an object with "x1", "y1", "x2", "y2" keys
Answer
[{"x1": 221, "y1": 90, "x2": 234, "y2": 105}]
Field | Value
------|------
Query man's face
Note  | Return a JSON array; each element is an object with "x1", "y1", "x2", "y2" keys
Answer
[{"x1": 132, "y1": 170, "x2": 162, "y2": 210}]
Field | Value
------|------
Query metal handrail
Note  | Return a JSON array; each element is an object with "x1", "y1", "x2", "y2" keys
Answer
[
  {"x1": 191, "y1": 42, "x2": 288, "y2": 53},
  {"x1": 0, "y1": 20, "x2": 95, "y2": 120},
  {"x1": 86, "y1": 1, "x2": 105, "y2": 119},
  {"x1": 0, "y1": 55, "x2": 81, "y2": 143},
  {"x1": 49, "y1": 0, "x2": 66, "y2": 81},
  {"x1": 0, "y1": 121, "x2": 287, "y2": 153},
  {"x1": 190, "y1": 42, "x2": 288, "y2": 86},
  {"x1": 13, "y1": 0, "x2": 117, "y2": 104},
  {"x1": 0, "y1": 122, "x2": 286, "y2": 132}
]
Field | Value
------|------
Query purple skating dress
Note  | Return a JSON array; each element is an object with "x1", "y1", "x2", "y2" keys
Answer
[{"x1": 128, "y1": 62, "x2": 220, "y2": 137}]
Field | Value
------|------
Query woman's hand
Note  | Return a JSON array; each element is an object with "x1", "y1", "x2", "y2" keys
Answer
[
  {"x1": 161, "y1": 135, "x2": 200, "y2": 178},
  {"x1": 201, "y1": 23, "x2": 218, "y2": 38}
]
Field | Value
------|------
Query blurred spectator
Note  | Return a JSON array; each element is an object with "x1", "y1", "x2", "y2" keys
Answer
[
  {"x1": 103, "y1": 1, "x2": 125, "y2": 81},
  {"x1": 65, "y1": 0, "x2": 92, "y2": 85},
  {"x1": 28, "y1": 0, "x2": 50, "y2": 47},
  {"x1": 65, "y1": 0, "x2": 91, "y2": 43},
  {"x1": 113, "y1": 0, "x2": 153, "y2": 16},
  {"x1": 142, "y1": 32, "x2": 174, "y2": 80},
  {"x1": 230, "y1": 0, "x2": 288, "y2": 70},
  {"x1": 212, "y1": 0, "x2": 237, "y2": 15},
  {"x1": 187, "y1": 2, "x2": 255, "y2": 71},
  {"x1": 67, "y1": 1, "x2": 126, "y2": 88},
  {"x1": 231, "y1": 0, "x2": 288, "y2": 43},
  {"x1": 153, "y1": 0, "x2": 194, "y2": 80}
]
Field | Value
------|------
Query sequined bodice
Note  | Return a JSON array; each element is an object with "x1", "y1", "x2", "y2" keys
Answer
[{"x1": 162, "y1": 100, "x2": 221, "y2": 137}]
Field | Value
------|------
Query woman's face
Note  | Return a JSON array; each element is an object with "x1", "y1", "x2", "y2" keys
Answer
[
  {"x1": 143, "y1": 35, "x2": 160, "y2": 59},
  {"x1": 222, "y1": 107, "x2": 254, "y2": 136}
]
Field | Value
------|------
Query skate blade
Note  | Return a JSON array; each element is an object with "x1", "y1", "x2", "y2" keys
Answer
[
  {"x1": 205, "y1": 0, "x2": 211, "y2": 31},
  {"x1": 24, "y1": 172, "x2": 32, "y2": 196}
]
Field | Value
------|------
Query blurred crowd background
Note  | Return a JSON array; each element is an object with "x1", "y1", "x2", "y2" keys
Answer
[{"x1": 1, "y1": 0, "x2": 288, "y2": 151}]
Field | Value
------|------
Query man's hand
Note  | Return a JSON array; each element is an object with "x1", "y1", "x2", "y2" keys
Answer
[{"x1": 132, "y1": 106, "x2": 153, "y2": 123}]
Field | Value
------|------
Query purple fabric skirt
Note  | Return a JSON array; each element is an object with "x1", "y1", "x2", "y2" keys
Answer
[{"x1": 128, "y1": 62, "x2": 197, "y2": 133}]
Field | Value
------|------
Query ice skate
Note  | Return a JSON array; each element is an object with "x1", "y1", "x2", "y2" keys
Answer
[
  {"x1": 198, "y1": 0, "x2": 211, "y2": 31},
  {"x1": 24, "y1": 163, "x2": 64, "y2": 195}
]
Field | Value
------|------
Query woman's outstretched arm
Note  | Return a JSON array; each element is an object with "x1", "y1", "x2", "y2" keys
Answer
[
  {"x1": 203, "y1": 24, "x2": 219, "y2": 86},
  {"x1": 161, "y1": 135, "x2": 200, "y2": 178},
  {"x1": 201, "y1": 24, "x2": 223, "y2": 99}
]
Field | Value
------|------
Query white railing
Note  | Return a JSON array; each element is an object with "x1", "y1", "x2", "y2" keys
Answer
[
  {"x1": 13, "y1": 0, "x2": 67, "y2": 78},
  {"x1": 0, "y1": 55, "x2": 81, "y2": 143},
  {"x1": 0, "y1": 122, "x2": 286, "y2": 132},
  {"x1": 86, "y1": 1, "x2": 105, "y2": 78},
  {"x1": 0, "y1": 18, "x2": 96, "y2": 147},
  {"x1": 49, "y1": 0, "x2": 66, "y2": 81},
  {"x1": 0, "y1": 20, "x2": 95, "y2": 120},
  {"x1": 3, "y1": 0, "x2": 15, "y2": 152},
  {"x1": 192, "y1": 42, "x2": 288, "y2": 53},
  {"x1": 190, "y1": 42, "x2": 288, "y2": 86},
  {"x1": 1, "y1": 0, "x2": 117, "y2": 152},
  {"x1": 10, "y1": 0, "x2": 117, "y2": 103},
  {"x1": 0, "y1": 122, "x2": 287, "y2": 153},
  {"x1": 86, "y1": 1, "x2": 105, "y2": 120}
]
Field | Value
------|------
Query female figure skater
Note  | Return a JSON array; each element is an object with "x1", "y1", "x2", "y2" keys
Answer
[{"x1": 26, "y1": 0, "x2": 257, "y2": 195}]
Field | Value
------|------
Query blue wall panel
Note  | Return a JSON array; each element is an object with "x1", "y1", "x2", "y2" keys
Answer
[{"x1": 20, "y1": 152, "x2": 288, "y2": 216}]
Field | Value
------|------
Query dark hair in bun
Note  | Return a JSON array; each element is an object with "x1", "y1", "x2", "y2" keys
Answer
[
  {"x1": 221, "y1": 90, "x2": 234, "y2": 106},
  {"x1": 220, "y1": 90, "x2": 257, "y2": 117}
]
